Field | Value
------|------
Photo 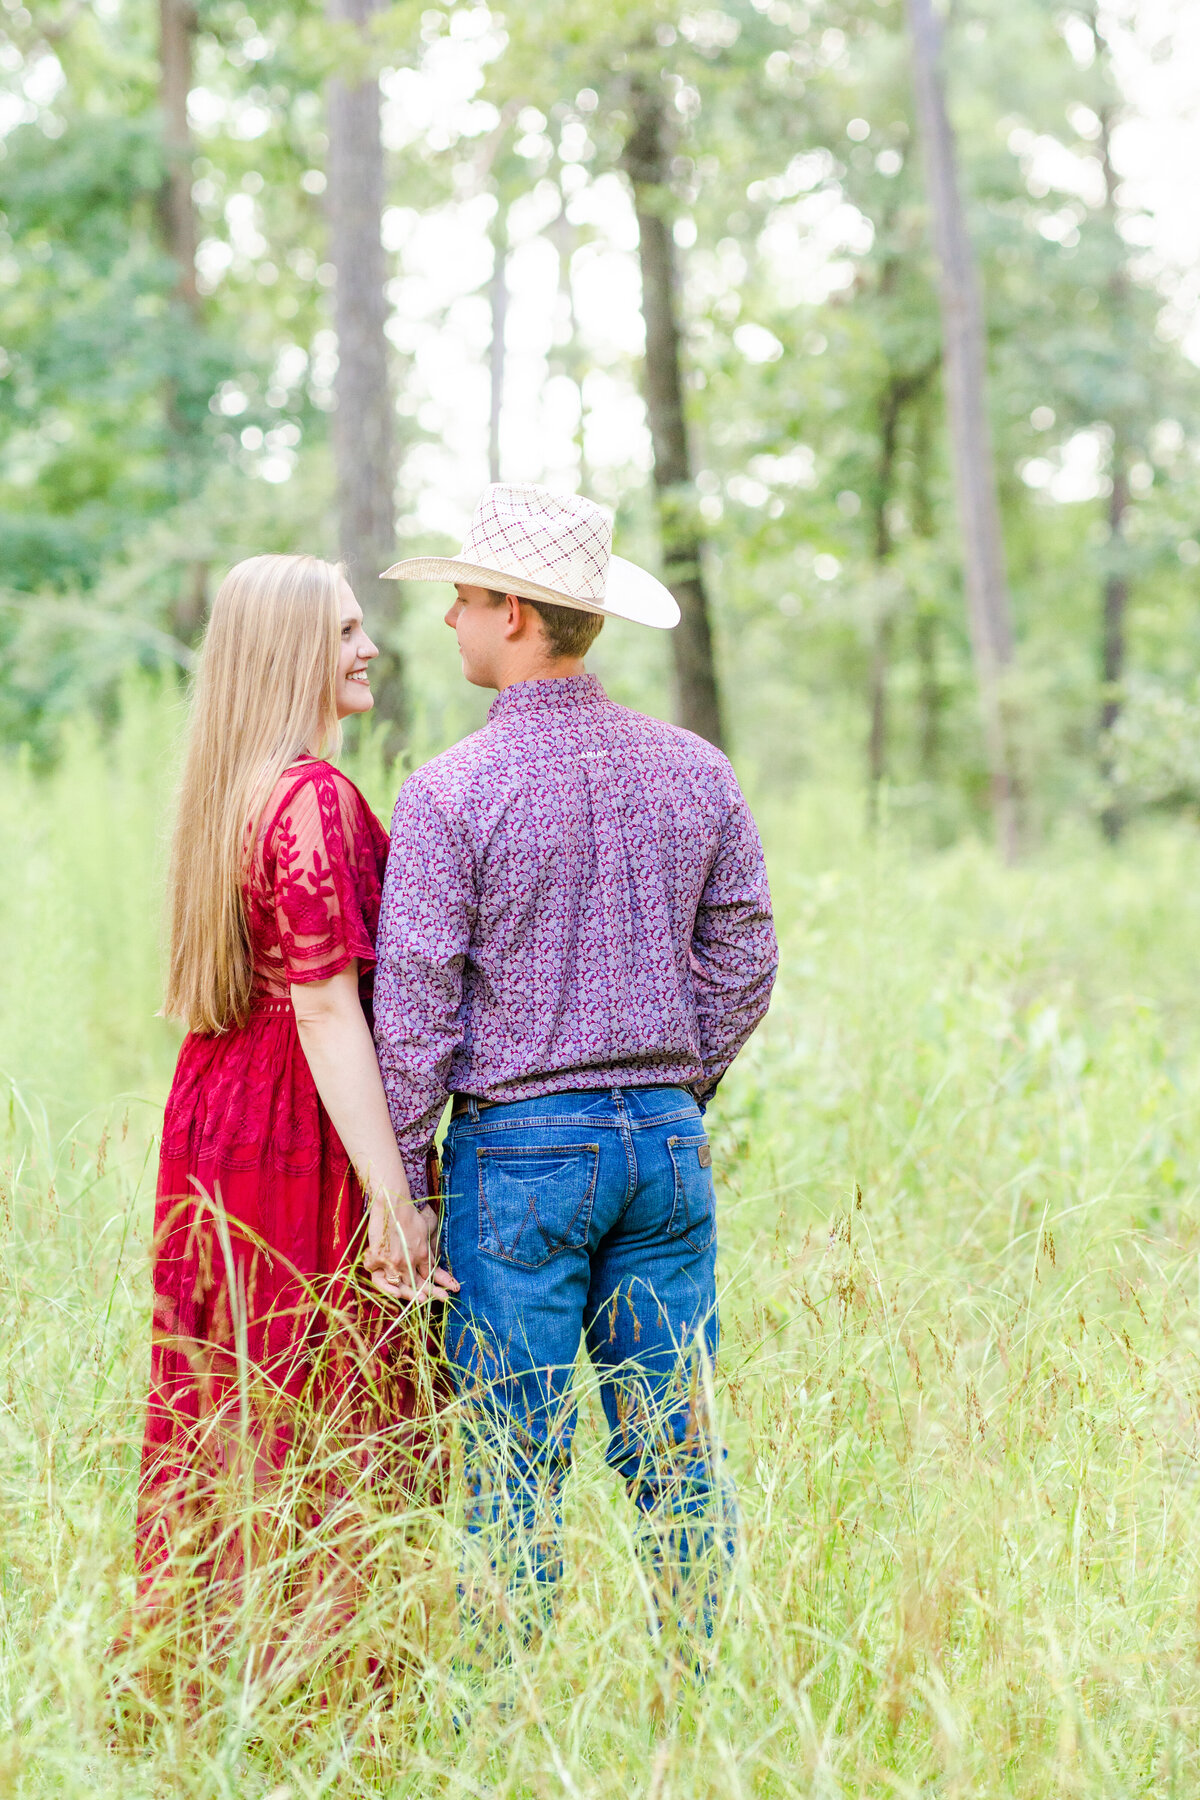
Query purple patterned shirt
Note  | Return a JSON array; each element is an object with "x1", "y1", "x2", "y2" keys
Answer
[{"x1": 373, "y1": 675, "x2": 777, "y2": 1197}]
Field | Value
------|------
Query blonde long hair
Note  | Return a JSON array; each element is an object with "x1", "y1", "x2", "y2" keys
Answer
[{"x1": 164, "y1": 554, "x2": 344, "y2": 1035}]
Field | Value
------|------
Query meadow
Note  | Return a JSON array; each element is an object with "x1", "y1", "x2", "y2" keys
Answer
[{"x1": 4, "y1": 682, "x2": 1200, "y2": 1797}]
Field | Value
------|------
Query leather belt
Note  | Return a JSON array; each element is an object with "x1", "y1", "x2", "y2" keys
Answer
[{"x1": 450, "y1": 1094, "x2": 498, "y2": 1120}]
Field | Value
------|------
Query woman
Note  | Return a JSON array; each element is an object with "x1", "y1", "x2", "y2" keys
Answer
[{"x1": 136, "y1": 553, "x2": 455, "y2": 1628}]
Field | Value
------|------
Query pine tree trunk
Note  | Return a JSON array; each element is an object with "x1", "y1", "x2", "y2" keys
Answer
[
  {"x1": 914, "y1": 607, "x2": 940, "y2": 778},
  {"x1": 488, "y1": 213, "x2": 507, "y2": 486},
  {"x1": 622, "y1": 69, "x2": 724, "y2": 749},
  {"x1": 1099, "y1": 451, "x2": 1129, "y2": 840},
  {"x1": 326, "y1": 0, "x2": 401, "y2": 727},
  {"x1": 910, "y1": 392, "x2": 942, "y2": 781},
  {"x1": 866, "y1": 375, "x2": 902, "y2": 816},
  {"x1": 905, "y1": 0, "x2": 1019, "y2": 861},
  {"x1": 550, "y1": 181, "x2": 592, "y2": 494},
  {"x1": 159, "y1": 0, "x2": 197, "y2": 315},
  {"x1": 1095, "y1": 88, "x2": 1130, "y2": 843},
  {"x1": 157, "y1": 0, "x2": 208, "y2": 642},
  {"x1": 867, "y1": 359, "x2": 937, "y2": 817},
  {"x1": 1100, "y1": 459, "x2": 1130, "y2": 738},
  {"x1": 866, "y1": 613, "x2": 893, "y2": 818}
]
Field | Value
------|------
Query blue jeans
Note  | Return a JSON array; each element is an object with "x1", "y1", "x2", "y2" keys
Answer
[{"x1": 439, "y1": 1086, "x2": 736, "y2": 1668}]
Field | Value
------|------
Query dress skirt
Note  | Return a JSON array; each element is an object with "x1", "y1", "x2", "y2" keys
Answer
[{"x1": 135, "y1": 998, "x2": 441, "y2": 1592}]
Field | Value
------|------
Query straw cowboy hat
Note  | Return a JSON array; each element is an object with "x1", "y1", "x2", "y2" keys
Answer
[{"x1": 381, "y1": 483, "x2": 680, "y2": 630}]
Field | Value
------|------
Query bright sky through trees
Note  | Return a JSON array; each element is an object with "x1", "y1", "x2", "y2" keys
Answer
[
  {"x1": 192, "y1": 0, "x2": 1200, "y2": 543},
  {"x1": 32, "y1": 0, "x2": 1180, "y2": 539}
]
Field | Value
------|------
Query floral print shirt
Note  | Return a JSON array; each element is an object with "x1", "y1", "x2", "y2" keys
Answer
[{"x1": 373, "y1": 675, "x2": 778, "y2": 1196}]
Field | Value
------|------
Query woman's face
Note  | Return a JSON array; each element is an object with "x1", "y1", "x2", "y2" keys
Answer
[{"x1": 335, "y1": 581, "x2": 380, "y2": 720}]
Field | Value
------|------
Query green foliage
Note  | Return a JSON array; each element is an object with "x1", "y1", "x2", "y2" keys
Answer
[
  {"x1": 1102, "y1": 672, "x2": 1200, "y2": 813},
  {"x1": 1, "y1": 0, "x2": 1199, "y2": 828},
  {"x1": 468, "y1": 0, "x2": 1200, "y2": 823},
  {"x1": 0, "y1": 110, "x2": 211, "y2": 579}
]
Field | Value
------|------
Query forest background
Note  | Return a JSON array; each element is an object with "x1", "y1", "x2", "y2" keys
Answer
[
  {"x1": 3, "y1": 0, "x2": 1200, "y2": 836},
  {"x1": 7, "y1": 2, "x2": 1200, "y2": 1795}
]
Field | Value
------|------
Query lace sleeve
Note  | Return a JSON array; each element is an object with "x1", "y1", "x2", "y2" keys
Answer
[{"x1": 266, "y1": 769, "x2": 377, "y2": 986}]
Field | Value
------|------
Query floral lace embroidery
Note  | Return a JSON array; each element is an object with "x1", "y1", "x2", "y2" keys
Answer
[{"x1": 161, "y1": 763, "x2": 390, "y2": 1173}]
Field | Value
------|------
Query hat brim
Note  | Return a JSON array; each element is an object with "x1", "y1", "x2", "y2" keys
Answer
[{"x1": 379, "y1": 553, "x2": 680, "y2": 630}]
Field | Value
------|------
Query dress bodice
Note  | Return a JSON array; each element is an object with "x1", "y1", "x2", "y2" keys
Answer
[{"x1": 243, "y1": 759, "x2": 391, "y2": 1006}]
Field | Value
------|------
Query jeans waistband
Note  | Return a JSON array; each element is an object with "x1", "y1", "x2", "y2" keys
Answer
[{"x1": 449, "y1": 1085, "x2": 695, "y2": 1124}]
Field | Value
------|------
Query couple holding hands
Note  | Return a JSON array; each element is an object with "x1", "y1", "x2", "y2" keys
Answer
[{"x1": 136, "y1": 483, "x2": 778, "y2": 1683}]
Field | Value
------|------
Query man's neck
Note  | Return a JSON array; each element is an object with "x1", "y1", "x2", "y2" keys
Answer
[{"x1": 494, "y1": 657, "x2": 586, "y2": 691}]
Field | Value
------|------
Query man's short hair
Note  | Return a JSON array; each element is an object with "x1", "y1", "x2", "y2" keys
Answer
[{"x1": 486, "y1": 588, "x2": 605, "y2": 660}]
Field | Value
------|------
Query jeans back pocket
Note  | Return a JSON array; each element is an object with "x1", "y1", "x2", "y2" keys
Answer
[
  {"x1": 666, "y1": 1134, "x2": 716, "y2": 1252},
  {"x1": 476, "y1": 1142, "x2": 599, "y2": 1269}
]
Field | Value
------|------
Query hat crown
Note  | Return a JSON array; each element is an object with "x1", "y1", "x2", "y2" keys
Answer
[{"x1": 460, "y1": 484, "x2": 612, "y2": 602}]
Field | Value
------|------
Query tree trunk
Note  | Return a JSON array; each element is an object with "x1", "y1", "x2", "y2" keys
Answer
[
  {"x1": 159, "y1": 0, "x2": 197, "y2": 315},
  {"x1": 1098, "y1": 448, "x2": 1129, "y2": 840},
  {"x1": 550, "y1": 181, "x2": 592, "y2": 494},
  {"x1": 866, "y1": 613, "x2": 893, "y2": 820},
  {"x1": 1095, "y1": 85, "x2": 1130, "y2": 842},
  {"x1": 910, "y1": 391, "x2": 941, "y2": 780},
  {"x1": 487, "y1": 212, "x2": 507, "y2": 486},
  {"x1": 172, "y1": 556, "x2": 210, "y2": 641},
  {"x1": 1100, "y1": 458, "x2": 1130, "y2": 739},
  {"x1": 914, "y1": 608, "x2": 940, "y2": 778},
  {"x1": 158, "y1": 0, "x2": 209, "y2": 640},
  {"x1": 621, "y1": 68, "x2": 724, "y2": 749},
  {"x1": 866, "y1": 374, "x2": 902, "y2": 816},
  {"x1": 905, "y1": 0, "x2": 1019, "y2": 860},
  {"x1": 867, "y1": 359, "x2": 937, "y2": 816},
  {"x1": 326, "y1": 0, "x2": 401, "y2": 728}
]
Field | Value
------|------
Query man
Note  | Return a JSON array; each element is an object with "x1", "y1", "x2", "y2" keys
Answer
[{"x1": 373, "y1": 483, "x2": 777, "y2": 1673}]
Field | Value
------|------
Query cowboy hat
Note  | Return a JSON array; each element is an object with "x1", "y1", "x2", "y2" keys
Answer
[{"x1": 381, "y1": 483, "x2": 680, "y2": 630}]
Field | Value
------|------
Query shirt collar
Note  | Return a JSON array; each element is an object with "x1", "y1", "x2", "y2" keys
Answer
[{"x1": 488, "y1": 673, "x2": 606, "y2": 723}]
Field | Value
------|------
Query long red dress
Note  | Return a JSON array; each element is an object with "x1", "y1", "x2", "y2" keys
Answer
[{"x1": 136, "y1": 758, "x2": 439, "y2": 1595}]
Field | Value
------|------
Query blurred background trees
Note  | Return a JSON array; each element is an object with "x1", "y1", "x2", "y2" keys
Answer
[{"x1": 1, "y1": 0, "x2": 1198, "y2": 846}]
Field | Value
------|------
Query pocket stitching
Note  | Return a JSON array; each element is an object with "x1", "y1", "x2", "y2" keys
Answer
[
  {"x1": 476, "y1": 1142, "x2": 600, "y2": 1270},
  {"x1": 666, "y1": 1134, "x2": 715, "y2": 1251}
]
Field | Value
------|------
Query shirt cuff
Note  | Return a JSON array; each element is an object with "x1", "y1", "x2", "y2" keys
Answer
[{"x1": 399, "y1": 1142, "x2": 433, "y2": 1201}]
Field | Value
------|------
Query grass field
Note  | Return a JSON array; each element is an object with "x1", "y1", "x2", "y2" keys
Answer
[{"x1": 4, "y1": 682, "x2": 1200, "y2": 1796}]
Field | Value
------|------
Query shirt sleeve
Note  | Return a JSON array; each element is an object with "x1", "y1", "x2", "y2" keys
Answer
[
  {"x1": 689, "y1": 785, "x2": 778, "y2": 1098},
  {"x1": 373, "y1": 778, "x2": 477, "y2": 1198},
  {"x1": 269, "y1": 771, "x2": 376, "y2": 985}
]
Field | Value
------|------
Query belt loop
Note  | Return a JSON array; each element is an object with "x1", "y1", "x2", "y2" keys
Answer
[{"x1": 468, "y1": 1096, "x2": 480, "y2": 1123}]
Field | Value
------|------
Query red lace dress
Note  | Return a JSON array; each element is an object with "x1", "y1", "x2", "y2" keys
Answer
[{"x1": 136, "y1": 759, "x2": 439, "y2": 1590}]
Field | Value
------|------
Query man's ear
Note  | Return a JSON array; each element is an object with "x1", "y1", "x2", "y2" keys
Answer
[{"x1": 502, "y1": 593, "x2": 526, "y2": 639}]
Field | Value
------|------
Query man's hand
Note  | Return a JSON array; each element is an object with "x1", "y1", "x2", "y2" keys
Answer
[{"x1": 363, "y1": 1192, "x2": 459, "y2": 1303}]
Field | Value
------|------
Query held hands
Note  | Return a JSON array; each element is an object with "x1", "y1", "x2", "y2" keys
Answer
[{"x1": 363, "y1": 1192, "x2": 460, "y2": 1304}]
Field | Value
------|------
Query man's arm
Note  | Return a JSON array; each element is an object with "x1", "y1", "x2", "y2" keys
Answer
[
  {"x1": 690, "y1": 788, "x2": 778, "y2": 1099},
  {"x1": 374, "y1": 780, "x2": 476, "y2": 1198}
]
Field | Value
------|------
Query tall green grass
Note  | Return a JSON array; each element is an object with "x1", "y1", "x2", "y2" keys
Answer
[{"x1": 4, "y1": 683, "x2": 1200, "y2": 1795}]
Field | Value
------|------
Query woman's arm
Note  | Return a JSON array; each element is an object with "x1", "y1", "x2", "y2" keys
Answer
[{"x1": 291, "y1": 961, "x2": 458, "y2": 1302}]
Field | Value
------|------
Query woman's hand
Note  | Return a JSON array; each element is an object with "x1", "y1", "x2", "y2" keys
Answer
[
  {"x1": 363, "y1": 1192, "x2": 459, "y2": 1303},
  {"x1": 290, "y1": 964, "x2": 459, "y2": 1304}
]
